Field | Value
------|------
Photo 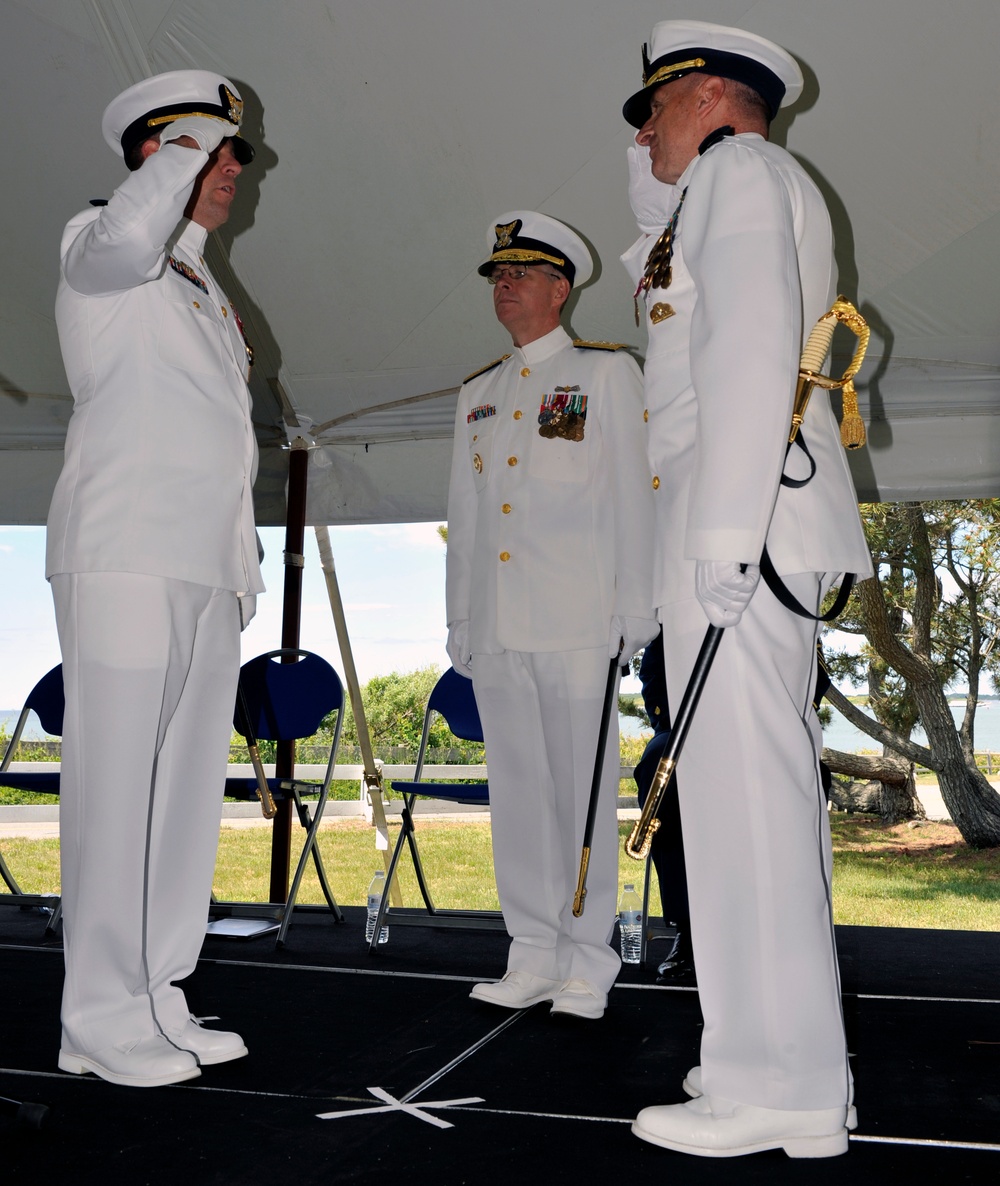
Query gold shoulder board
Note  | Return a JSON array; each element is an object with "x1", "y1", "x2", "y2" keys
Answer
[
  {"x1": 463, "y1": 354, "x2": 511, "y2": 384},
  {"x1": 572, "y1": 339, "x2": 628, "y2": 351}
]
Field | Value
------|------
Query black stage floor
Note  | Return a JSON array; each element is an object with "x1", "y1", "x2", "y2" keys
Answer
[{"x1": 1, "y1": 906, "x2": 998, "y2": 1184}]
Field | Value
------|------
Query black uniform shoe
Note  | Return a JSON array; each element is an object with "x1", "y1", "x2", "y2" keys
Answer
[{"x1": 656, "y1": 931, "x2": 695, "y2": 984}]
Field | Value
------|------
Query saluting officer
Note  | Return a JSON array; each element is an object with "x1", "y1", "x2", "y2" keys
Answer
[
  {"x1": 47, "y1": 71, "x2": 263, "y2": 1087},
  {"x1": 619, "y1": 21, "x2": 872, "y2": 1157},
  {"x1": 446, "y1": 212, "x2": 656, "y2": 1020}
]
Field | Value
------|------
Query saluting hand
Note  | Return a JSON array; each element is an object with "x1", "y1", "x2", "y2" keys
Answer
[{"x1": 162, "y1": 114, "x2": 239, "y2": 155}]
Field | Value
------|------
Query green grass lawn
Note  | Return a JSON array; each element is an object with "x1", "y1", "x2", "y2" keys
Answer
[
  {"x1": 828, "y1": 814, "x2": 1000, "y2": 929},
  {"x1": 4, "y1": 812, "x2": 998, "y2": 930}
]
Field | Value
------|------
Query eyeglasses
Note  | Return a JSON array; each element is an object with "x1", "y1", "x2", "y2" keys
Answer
[{"x1": 487, "y1": 264, "x2": 563, "y2": 285}]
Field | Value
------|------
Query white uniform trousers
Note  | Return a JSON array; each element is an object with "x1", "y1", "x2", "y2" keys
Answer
[
  {"x1": 472, "y1": 647, "x2": 622, "y2": 992},
  {"x1": 51, "y1": 572, "x2": 240, "y2": 1053},
  {"x1": 660, "y1": 573, "x2": 851, "y2": 1112}
]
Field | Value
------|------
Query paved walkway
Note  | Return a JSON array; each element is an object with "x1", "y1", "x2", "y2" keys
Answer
[{"x1": 0, "y1": 785, "x2": 968, "y2": 839}]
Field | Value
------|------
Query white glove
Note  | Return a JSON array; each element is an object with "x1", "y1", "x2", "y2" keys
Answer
[
  {"x1": 695, "y1": 561, "x2": 761, "y2": 629},
  {"x1": 627, "y1": 142, "x2": 680, "y2": 235},
  {"x1": 446, "y1": 620, "x2": 473, "y2": 679},
  {"x1": 162, "y1": 114, "x2": 239, "y2": 155},
  {"x1": 610, "y1": 615, "x2": 660, "y2": 663}
]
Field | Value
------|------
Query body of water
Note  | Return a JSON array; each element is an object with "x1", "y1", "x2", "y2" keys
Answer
[
  {"x1": 822, "y1": 701, "x2": 1000, "y2": 754},
  {"x1": 8, "y1": 704, "x2": 1000, "y2": 754},
  {"x1": 0, "y1": 709, "x2": 47, "y2": 741},
  {"x1": 620, "y1": 700, "x2": 1000, "y2": 754}
]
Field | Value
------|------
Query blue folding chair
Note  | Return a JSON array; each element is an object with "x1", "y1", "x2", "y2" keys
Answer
[
  {"x1": 369, "y1": 666, "x2": 502, "y2": 951},
  {"x1": 0, "y1": 665, "x2": 64, "y2": 927},
  {"x1": 221, "y1": 649, "x2": 346, "y2": 946}
]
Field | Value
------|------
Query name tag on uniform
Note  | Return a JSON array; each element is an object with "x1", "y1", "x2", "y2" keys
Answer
[{"x1": 538, "y1": 387, "x2": 587, "y2": 442}]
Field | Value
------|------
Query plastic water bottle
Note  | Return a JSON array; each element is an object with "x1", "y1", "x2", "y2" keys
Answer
[
  {"x1": 366, "y1": 869, "x2": 389, "y2": 944},
  {"x1": 618, "y1": 883, "x2": 642, "y2": 964}
]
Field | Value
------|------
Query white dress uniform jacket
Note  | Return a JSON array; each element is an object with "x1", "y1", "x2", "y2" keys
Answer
[
  {"x1": 623, "y1": 133, "x2": 872, "y2": 1112},
  {"x1": 446, "y1": 325, "x2": 653, "y2": 650},
  {"x1": 45, "y1": 139, "x2": 262, "y2": 1063},
  {"x1": 446, "y1": 324, "x2": 653, "y2": 992},
  {"x1": 47, "y1": 142, "x2": 263, "y2": 597},
  {"x1": 621, "y1": 133, "x2": 872, "y2": 603}
]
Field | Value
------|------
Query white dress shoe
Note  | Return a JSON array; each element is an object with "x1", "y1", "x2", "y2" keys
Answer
[
  {"x1": 469, "y1": 970, "x2": 561, "y2": 1009},
  {"x1": 682, "y1": 1065, "x2": 858, "y2": 1130},
  {"x1": 633, "y1": 1094, "x2": 850, "y2": 1159},
  {"x1": 549, "y1": 978, "x2": 606, "y2": 1020},
  {"x1": 59, "y1": 1035, "x2": 201, "y2": 1088},
  {"x1": 166, "y1": 1017, "x2": 248, "y2": 1066}
]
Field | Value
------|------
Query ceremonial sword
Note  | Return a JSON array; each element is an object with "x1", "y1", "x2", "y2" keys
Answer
[{"x1": 572, "y1": 649, "x2": 623, "y2": 917}]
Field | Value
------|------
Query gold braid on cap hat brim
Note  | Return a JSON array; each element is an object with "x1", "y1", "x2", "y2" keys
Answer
[
  {"x1": 644, "y1": 57, "x2": 707, "y2": 88},
  {"x1": 489, "y1": 248, "x2": 566, "y2": 268},
  {"x1": 146, "y1": 111, "x2": 239, "y2": 128}
]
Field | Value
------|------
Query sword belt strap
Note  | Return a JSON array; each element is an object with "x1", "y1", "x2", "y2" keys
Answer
[{"x1": 759, "y1": 429, "x2": 856, "y2": 622}]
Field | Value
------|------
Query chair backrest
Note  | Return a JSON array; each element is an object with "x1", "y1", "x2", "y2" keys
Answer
[
  {"x1": 427, "y1": 667, "x2": 484, "y2": 744},
  {"x1": 25, "y1": 666, "x2": 65, "y2": 738},
  {"x1": 0, "y1": 665, "x2": 64, "y2": 773},
  {"x1": 235, "y1": 650, "x2": 343, "y2": 742}
]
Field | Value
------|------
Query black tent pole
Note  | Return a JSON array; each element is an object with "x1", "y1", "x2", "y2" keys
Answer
[{"x1": 269, "y1": 437, "x2": 309, "y2": 902}]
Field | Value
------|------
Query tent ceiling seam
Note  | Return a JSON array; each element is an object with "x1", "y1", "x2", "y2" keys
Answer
[{"x1": 86, "y1": 0, "x2": 152, "y2": 89}]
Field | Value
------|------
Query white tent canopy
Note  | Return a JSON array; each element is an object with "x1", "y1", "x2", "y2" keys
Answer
[{"x1": 3, "y1": 0, "x2": 999, "y2": 526}]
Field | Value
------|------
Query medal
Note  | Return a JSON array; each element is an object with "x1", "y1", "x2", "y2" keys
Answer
[
  {"x1": 633, "y1": 186, "x2": 687, "y2": 326},
  {"x1": 538, "y1": 387, "x2": 587, "y2": 442}
]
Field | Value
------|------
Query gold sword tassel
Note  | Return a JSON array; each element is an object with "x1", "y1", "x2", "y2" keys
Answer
[{"x1": 790, "y1": 297, "x2": 870, "y2": 450}]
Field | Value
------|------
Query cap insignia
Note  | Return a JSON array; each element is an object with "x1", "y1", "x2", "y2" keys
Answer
[
  {"x1": 493, "y1": 220, "x2": 520, "y2": 250},
  {"x1": 222, "y1": 84, "x2": 243, "y2": 125}
]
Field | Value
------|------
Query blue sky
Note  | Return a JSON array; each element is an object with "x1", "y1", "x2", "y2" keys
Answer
[
  {"x1": 0, "y1": 522, "x2": 452, "y2": 711},
  {"x1": 5, "y1": 521, "x2": 889, "y2": 716},
  {"x1": 0, "y1": 520, "x2": 649, "y2": 716}
]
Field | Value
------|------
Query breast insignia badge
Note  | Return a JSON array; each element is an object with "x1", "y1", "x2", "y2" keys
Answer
[{"x1": 650, "y1": 302, "x2": 675, "y2": 324}]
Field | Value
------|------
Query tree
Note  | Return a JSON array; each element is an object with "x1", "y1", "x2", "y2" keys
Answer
[
  {"x1": 824, "y1": 500, "x2": 1000, "y2": 847},
  {"x1": 323, "y1": 664, "x2": 482, "y2": 761}
]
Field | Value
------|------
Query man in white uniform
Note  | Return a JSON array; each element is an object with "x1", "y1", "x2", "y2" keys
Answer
[
  {"x1": 446, "y1": 213, "x2": 656, "y2": 1020},
  {"x1": 619, "y1": 22, "x2": 873, "y2": 1157},
  {"x1": 47, "y1": 71, "x2": 264, "y2": 1087}
]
